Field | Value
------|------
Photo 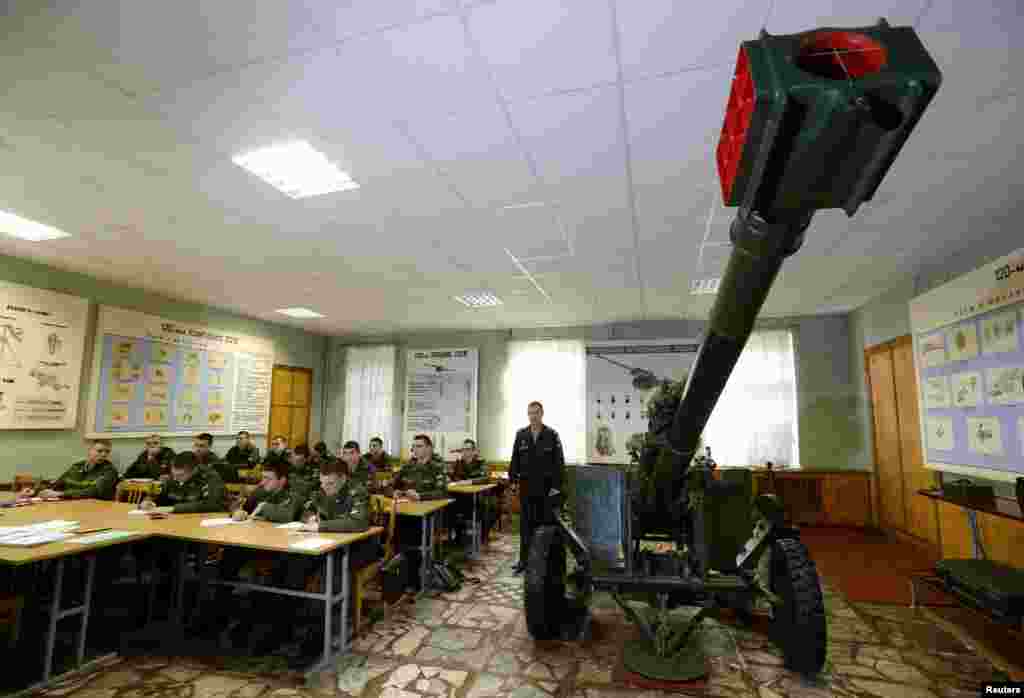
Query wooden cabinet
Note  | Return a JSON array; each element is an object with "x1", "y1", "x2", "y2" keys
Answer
[
  {"x1": 865, "y1": 336, "x2": 940, "y2": 550},
  {"x1": 752, "y1": 471, "x2": 872, "y2": 527}
]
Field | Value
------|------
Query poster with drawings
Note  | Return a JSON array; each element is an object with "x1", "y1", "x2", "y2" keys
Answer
[
  {"x1": 981, "y1": 310, "x2": 1019, "y2": 354},
  {"x1": 950, "y1": 371, "x2": 981, "y2": 408},
  {"x1": 910, "y1": 245, "x2": 1024, "y2": 479},
  {"x1": 586, "y1": 340, "x2": 698, "y2": 464},
  {"x1": 0, "y1": 280, "x2": 89, "y2": 430}
]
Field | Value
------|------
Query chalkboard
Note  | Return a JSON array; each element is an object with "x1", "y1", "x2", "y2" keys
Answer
[{"x1": 569, "y1": 464, "x2": 626, "y2": 565}]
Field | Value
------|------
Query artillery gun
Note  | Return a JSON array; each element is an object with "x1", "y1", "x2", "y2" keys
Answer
[{"x1": 522, "y1": 20, "x2": 941, "y2": 680}]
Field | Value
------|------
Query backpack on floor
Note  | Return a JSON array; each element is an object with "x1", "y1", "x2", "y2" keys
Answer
[{"x1": 429, "y1": 559, "x2": 465, "y2": 592}]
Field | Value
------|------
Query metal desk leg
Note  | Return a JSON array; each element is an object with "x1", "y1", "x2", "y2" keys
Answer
[
  {"x1": 43, "y1": 559, "x2": 65, "y2": 682},
  {"x1": 966, "y1": 510, "x2": 985, "y2": 559},
  {"x1": 322, "y1": 552, "x2": 334, "y2": 667},
  {"x1": 420, "y1": 515, "x2": 430, "y2": 591},
  {"x1": 339, "y1": 547, "x2": 349, "y2": 653},
  {"x1": 76, "y1": 556, "x2": 96, "y2": 665},
  {"x1": 469, "y1": 493, "x2": 479, "y2": 558}
]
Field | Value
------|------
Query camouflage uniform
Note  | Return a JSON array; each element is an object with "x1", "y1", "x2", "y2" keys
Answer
[
  {"x1": 459, "y1": 457, "x2": 488, "y2": 480},
  {"x1": 154, "y1": 466, "x2": 225, "y2": 513},
  {"x1": 452, "y1": 458, "x2": 495, "y2": 543},
  {"x1": 348, "y1": 457, "x2": 375, "y2": 490},
  {"x1": 243, "y1": 484, "x2": 303, "y2": 523},
  {"x1": 224, "y1": 445, "x2": 261, "y2": 466},
  {"x1": 124, "y1": 448, "x2": 175, "y2": 480},
  {"x1": 395, "y1": 455, "x2": 449, "y2": 500},
  {"x1": 52, "y1": 459, "x2": 119, "y2": 500},
  {"x1": 302, "y1": 479, "x2": 370, "y2": 532}
]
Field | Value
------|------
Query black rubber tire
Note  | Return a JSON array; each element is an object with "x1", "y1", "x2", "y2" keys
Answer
[
  {"x1": 769, "y1": 538, "x2": 827, "y2": 675},
  {"x1": 524, "y1": 525, "x2": 566, "y2": 640}
]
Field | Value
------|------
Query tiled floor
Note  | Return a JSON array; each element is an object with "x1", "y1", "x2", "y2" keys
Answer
[{"x1": 29, "y1": 530, "x2": 1010, "y2": 698}]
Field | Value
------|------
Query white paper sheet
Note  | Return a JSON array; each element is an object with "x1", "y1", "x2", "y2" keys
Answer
[
  {"x1": 69, "y1": 530, "x2": 138, "y2": 544},
  {"x1": 289, "y1": 537, "x2": 334, "y2": 551},
  {"x1": 199, "y1": 518, "x2": 245, "y2": 527},
  {"x1": 275, "y1": 521, "x2": 306, "y2": 530},
  {"x1": 127, "y1": 509, "x2": 150, "y2": 515}
]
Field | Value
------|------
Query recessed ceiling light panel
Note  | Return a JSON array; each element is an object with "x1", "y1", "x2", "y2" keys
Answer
[
  {"x1": 275, "y1": 307, "x2": 325, "y2": 318},
  {"x1": 454, "y1": 292, "x2": 503, "y2": 308},
  {"x1": 690, "y1": 278, "x2": 721, "y2": 295},
  {"x1": 232, "y1": 140, "x2": 359, "y2": 199},
  {"x1": 0, "y1": 210, "x2": 71, "y2": 241}
]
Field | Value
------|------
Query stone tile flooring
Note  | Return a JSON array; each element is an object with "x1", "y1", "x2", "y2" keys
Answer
[{"x1": 30, "y1": 530, "x2": 1011, "y2": 698}]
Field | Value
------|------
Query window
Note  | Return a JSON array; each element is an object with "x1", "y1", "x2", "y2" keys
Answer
[
  {"x1": 342, "y1": 345, "x2": 396, "y2": 454},
  {"x1": 501, "y1": 339, "x2": 587, "y2": 463},
  {"x1": 701, "y1": 330, "x2": 799, "y2": 467}
]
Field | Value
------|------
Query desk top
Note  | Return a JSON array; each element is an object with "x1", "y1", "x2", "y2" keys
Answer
[
  {"x1": 448, "y1": 483, "x2": 498, "y2": 495},
  {"x1": 917, "y1": 489, "x2": 1024, "y2": 522},
  {"x1": 396, "y1": 499, "x2": 454, "y2": 517},
  {"x1": 0, "y1": 500, "x2": 382, "y2": 564}
]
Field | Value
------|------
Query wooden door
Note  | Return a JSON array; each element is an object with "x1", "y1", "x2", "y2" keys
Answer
[
  {"x1": 867, "y1": 347, "x2": 906, "y2": 531},
  {"x1": 892, "y1": 338, "x2": 940, "y2": 548},
  {"x1": 268, "y1": 365, "x2": 313, "y2": 449}
]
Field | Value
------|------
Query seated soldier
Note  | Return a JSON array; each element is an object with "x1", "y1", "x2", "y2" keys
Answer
[
  {"x1": 124, "y1": 434, "x2": 175, "y2": 480},
  {"x1": 263, "y1": 435, "x2": 290, "y2": 464},
  {"x1": 140, "y1": 451, "x2": 225, "y2": 513},
  {"x1": 310, "y1": 441, "x2": 331, "y2": 470},
  {"x1": 339, "y1": 440, "x2": 372, "y2": 490},
  {"x1": 192, "y1": 432, "x2": 221, "y2": 469},
  {"x1": 231, "y1": 459, "x2": 303, "y2": 523},
  {"x1": 365, "y1": 436, "x2": 389, "y2": 475},
  {"x1": 224, "y1": 430, "x2": 261, "y2": 466},
  {"x1": 395, "y1": 434, "x2": 448, "y2": 500},
  {"x1": 22, "y1": 439, "x2": 119, "y2": 500},
  {"x1": 450, "y1": 438, "x2": 494, "y2": 545},
  {"x1": 393, "y1": 434, "x2": 449, "y2": 589},
  {"x1": 288, "y1": 444, "x2": 317, "y2": 493}
]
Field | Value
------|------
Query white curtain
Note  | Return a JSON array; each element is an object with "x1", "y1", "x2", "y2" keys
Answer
[
  {"x1": 342, "y1": 345, "x2": 396, "y2": 454},
  {"x1": 701, "y1": 330, "x2": 800, "y2": 467},
  {"x1": 501, "y1": 339, "x2": 587, "y2": 463}
]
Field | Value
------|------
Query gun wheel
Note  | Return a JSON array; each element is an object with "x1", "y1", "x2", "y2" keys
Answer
[
  {"x1": 524, "y1": 525, "x2": 566, "y2": 640},
  {"x1": 770, "y1": 538, "x2": 827, "y2": 675}
]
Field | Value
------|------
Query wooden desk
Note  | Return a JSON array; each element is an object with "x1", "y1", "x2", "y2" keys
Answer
[
  {"x1": 447, "y1": 484, "x2": 497, "y2": 558},
  {"x1": 393, "y1": 499, "x2": 453, "y2": 592},
  {"x1": 1, "y1": 500, "x2": 382, "y2": 678},
  {"x1": 918, "y1": 489, "x2": 1023, "y2": 560}
]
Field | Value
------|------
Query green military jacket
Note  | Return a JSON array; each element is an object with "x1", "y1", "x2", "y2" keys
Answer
[
  {"x1": 155, "y1": 466, "x2": 225, "y2": 513},
  {"x1": 458, "y1": 457, "x2": 488, "y2": 480},
  {"x1": 243, "y1": 484, "x2": 302, "y2": 523},
  {"x1": 396, "y1": 455, "x2": 449, "y2": 500},
  {"x1": 124, "y1": 448, "x2": 175, "y2": 480},
  {"x1": 303, "y1": 479, "x2": 370, "y2": 532},
  {"x1": 53, "y1": 459, "x2": 119, "y2": 500},
  {"x1": 287, "y1": 459, "x2": 319, "y2": 493}
]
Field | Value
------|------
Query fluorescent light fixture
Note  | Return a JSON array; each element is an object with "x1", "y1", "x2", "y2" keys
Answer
[
  {"x1": 690, "y1": 278, "x2": 721, "y2": 295},
  {"x1": 275, "y1": 307, "x2": 325, "y2": 319},
  {"x1": 0, "y1": 210, "x2": 71, "y2": 241},
  {"x1": 454, "y1": 292, "x2": 503, "y2": 308},
  {"x1": 232, "y1": 140, "x2": 359, "y2": 199}
]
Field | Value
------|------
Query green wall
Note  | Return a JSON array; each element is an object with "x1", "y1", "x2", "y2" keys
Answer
[
  {"x1": 325, "y1": 314, "x2": 867, "y2": 469},
  {"x1": 1, "y1": 254, "x2": 328, "y2": 481}
]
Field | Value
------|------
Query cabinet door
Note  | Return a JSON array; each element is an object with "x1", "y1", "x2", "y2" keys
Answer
[
  {"x1": 868, "y1": 349, "x2": 906, "y2": 531},
  {"x1": 892, "y1": 340, "x2": 939, "y2": 547}
]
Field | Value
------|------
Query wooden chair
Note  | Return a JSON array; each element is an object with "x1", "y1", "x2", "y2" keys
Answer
[
  {"x1": 237, "y1": 466, "x2": 262, "y2": 484},
  {"x1": 352, "y1": 494, "x2": 399, "y2": 636},
  {"x1": 116, "y1": 480, "x2": 160, "y2": 504},
  {"x1": 13, "y1": 473, "x2": 35, "y2": 494},
  {"x1": 0, "y1": 595, "x2": 23, "y2": 649}
]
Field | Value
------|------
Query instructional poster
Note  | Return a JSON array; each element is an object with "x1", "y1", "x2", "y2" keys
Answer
[
  {"x1": 87, "y1": 306, "x2": 274, "y2": 437},
  {"x1": 586, "y1": 340, "x2": 699, "y2": 464},
  {"x1": 910, "y1": 246, "x2": 1024, "y2": 480},
  {"x1": 0, "y1": 281, "x2": 89, "y2": 430},
  {"x1": 402, "y1": 348, "x2": 478, "y2": 458}
]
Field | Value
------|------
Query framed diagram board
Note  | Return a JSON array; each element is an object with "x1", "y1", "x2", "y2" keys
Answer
[
  {"x1": 910, "y1": 246, "x2": 1024, "y2": 482},
  {"x1": 87, "y1": 306, "x2": 274, "y2": 438},
  {"x1": 401, "y1": 348, "x2": 478, "y2": 459},
  {"x1": 0, "y1": 280, "x2": 89, "y2": 429},
  {"x1": 586, "y1": 340, "x2": 700, "y2": 464}
]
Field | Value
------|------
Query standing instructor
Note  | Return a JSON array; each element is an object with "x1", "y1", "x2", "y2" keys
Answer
[{"x1": 509, "y1": 401, "x2": 565, "y2": 574}]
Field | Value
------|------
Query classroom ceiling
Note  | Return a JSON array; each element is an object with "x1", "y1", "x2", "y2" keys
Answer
[{"x1": 0, "y1": 0, "x2": 1020, "y2": 336}]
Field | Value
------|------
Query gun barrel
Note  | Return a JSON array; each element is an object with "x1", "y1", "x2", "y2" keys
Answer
[{"x1": 668, "y1": 208, "x2": 812, "y2": 459}]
